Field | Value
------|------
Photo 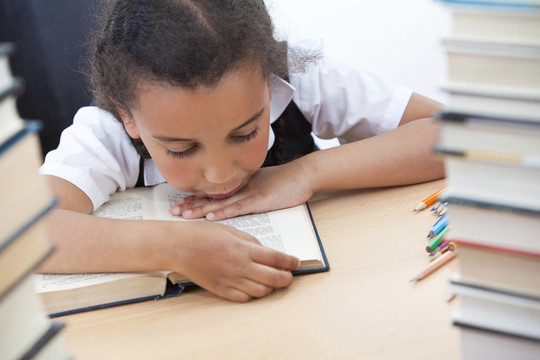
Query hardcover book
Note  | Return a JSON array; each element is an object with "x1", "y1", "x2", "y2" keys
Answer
[{"x1": 35, "y1": 183, "x2": 329, "y2": 316}]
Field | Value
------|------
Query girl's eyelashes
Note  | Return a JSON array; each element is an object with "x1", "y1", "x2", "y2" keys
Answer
[
  {"x1": 167, "y1": 146, "x2": 197, "y2": 159},
  {"x1": 230, "y1": 127, "x2": 259, "y2": 143},
  {"x1": 166, "y1": 127, "x2": 259, "y2": 159}
]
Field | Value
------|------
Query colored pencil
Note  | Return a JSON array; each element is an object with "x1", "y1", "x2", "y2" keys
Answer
[
  {"x1": 410, "y1": 250, "x2": 457, "y2": 283},
  {"x1": 413, "y1": 186, "x2": 448, "y2": 212}
]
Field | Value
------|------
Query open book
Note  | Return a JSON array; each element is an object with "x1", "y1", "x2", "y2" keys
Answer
[{"x1": 35, "y1": 183, "x2": 329, "y2": 316}]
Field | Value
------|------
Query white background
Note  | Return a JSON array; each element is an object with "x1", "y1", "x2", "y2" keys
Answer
[{"x1": 265, "y1": 0, "x2": 452, "y2": 147}]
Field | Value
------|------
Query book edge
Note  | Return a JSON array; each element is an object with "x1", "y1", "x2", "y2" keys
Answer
[
  {"x1": 19, "y1": 322, "x2": 66, "y2": 360},
  {"x1": 442, "y1": 195, "x2": 540, "y2": 214},
  {"x1": 48, "y1": 282, "x2": 185, "y2": 318},
  {"x1": 0, "y1": 120, "x2": 42, "y2": 155},
  {"x1": 450, "y1": 238, "x2": 540, "y2": 257},
  {"x1": 451, "y1": 277, "x2": 540, "y2": 302},
  {"x1": 0, "y1": 198, "x2": 58, "y2": 253},
  {"x1": 292, "y1": 202, "x2": 330, "y2": 275},
  {"x1": 435, "y1": 109, "x2": 540, "y2": 126},
  {"x1": 0, "y1": 245, "x2": 55, "y2": 302},
  {"x1": 454, "y1": 319, "x2": 540, "y2": 343}
]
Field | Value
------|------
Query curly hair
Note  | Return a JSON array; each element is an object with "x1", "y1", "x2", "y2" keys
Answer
[{"x1": 88, "y1": 0, "x2": 300, "y2": 162}]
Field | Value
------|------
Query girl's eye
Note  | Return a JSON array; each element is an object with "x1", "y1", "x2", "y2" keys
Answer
[
  {"x1": 167, "y1": 146, "x2": 197, "y2": 159},
  {"x1": 231, "y1": 127, "x2": 259, "y2": 143}
]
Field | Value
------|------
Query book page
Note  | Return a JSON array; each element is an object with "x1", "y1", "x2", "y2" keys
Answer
[
  {"x1": 92, "y1": 187, "x2": 157, "y2": 219},
  {"x1": 34, "y1": 272, "x2": 168, "y2": 293},
  {"x1": 94, "y1": 183, "x2": 320, "y2": 260}
]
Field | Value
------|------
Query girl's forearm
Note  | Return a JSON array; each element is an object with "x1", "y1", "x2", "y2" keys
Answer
[
  {"x1": 299, "y1": 118, "x2": 445, "y2": 192},
  {"x1": 39, "y1": 209, "x2": 178, "y2": 273}
]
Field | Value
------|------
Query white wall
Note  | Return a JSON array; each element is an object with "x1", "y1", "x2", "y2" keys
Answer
[{"x1": 265, "y1": 0, "x2": 452, "y2": 148}]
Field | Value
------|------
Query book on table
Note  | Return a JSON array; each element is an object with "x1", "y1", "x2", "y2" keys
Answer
[
  {"x1": 441, "y1": 0, "x2": 540, "y2": 46},
  {"x1": 0, "y1": 41, "x2": 71, "y2": 360},
  {"x1": 443, "y1": 196, "x2": 540, "y2": 254},
  {"x1": 0, "y1": 78, "x2": 26, "y2": 145},
  {"x1": 436, "y1": 0, "x2": 540, "y2": 11},
  {"x1": 35, "y1": 182, "x2": 330, "y2": 317},
  {"x1": 450, "y1": 277, "x2": 540, "y2": 339},
  {"x1": 0, "y1": 121, "x2": 57, "y2": 247},
  {"x1": 440, "y1": 82, "x2": 540, "y2": 120},
  {"x1": 436, "y1": 2, "x2": 540, "y2": 359},
  {"x1": 456, "y1": 317, "x2": 540, "y2": 360},
  {"x1": 443, "y1": 38, "x2": 540, "y2": 91},
  {"x1": 0, "y1": 274, "x2": 69, "y2": 360},
  {"x1": 437, "y1": 0, "x2": 540, "y2": 122},
  {"x1": 452, "y1": 271, "x2": 540, "y2": 360},
  {"x1": 453, "y1": 243, "x2": 540, "y2": 298},
  {"x1": 435, "y1": 111, "x2": 540, "y2": 211}
]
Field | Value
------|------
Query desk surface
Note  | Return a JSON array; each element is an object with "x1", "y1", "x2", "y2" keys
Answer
[{"x1": 59, "y1": 179, "x2": 460, "y2": 360}]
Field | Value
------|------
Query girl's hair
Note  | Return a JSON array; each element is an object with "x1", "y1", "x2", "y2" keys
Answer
[{"x1": 89, "y1": 0, "x2": 298, "y2": 162}]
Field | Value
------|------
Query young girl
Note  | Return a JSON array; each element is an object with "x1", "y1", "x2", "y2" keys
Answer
[{"x1": 39, "y1": 0, "x2": 444, "y2": 302}]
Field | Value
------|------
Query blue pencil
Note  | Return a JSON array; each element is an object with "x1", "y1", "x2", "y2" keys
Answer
[{"x1": 429, "y1": 213, "x2": 449, "y2": 237}]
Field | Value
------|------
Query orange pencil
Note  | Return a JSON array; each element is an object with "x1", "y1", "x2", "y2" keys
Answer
[
  {"x1": 413, "y1": 186, "x2": 448, "y2": 212},
  {"x1": 410, "y1": 250, "x2": 457, "y2": 283}
]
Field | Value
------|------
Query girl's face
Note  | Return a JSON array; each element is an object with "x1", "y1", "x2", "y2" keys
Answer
[{"x1": 120, "y1": 65, "x2": 272, "y2": 199}]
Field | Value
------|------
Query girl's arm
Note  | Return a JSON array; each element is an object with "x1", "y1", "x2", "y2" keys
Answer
[
  {"x1": 300, "y1": 92, "x2": 444, "y2": 191},
  {"x1": 39, "y1": 176, "x2": 300, "y2": 302},
  {"x1": 174, "y1": 93, "x2": 444, "y2": 220}
]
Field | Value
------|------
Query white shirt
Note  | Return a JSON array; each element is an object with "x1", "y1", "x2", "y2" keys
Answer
[{"x1": 40, "y1": 57, "x2": 412, "y2": 210}]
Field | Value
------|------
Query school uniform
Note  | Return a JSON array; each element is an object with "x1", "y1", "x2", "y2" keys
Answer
[{"x1": 39, "y1": 57, "x2": 412, "y2": 210}]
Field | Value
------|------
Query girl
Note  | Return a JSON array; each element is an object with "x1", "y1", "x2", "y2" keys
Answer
[{"x1": 39, "y1": 0, "x2": 444, "y2": 302}]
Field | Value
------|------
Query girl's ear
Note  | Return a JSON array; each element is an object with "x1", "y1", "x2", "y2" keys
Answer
[{"x1": 115, "y1": 103, "x2": 141, "y2": 140}]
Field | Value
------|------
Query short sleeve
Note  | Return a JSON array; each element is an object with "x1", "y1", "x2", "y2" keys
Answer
[
  {"x1": 290, "y1": 57, "x2": 413, "y2": 144},
  {"x1": 39, "y1": 106, "x2": 140, "y2": 210}
]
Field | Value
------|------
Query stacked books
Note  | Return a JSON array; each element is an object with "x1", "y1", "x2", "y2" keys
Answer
[
  {"x1": 434, "y1": 1, "x2": 540, "y2": 359},
  {"x1": 0, "y1": 43, "x2": 71, "y2": 360}
]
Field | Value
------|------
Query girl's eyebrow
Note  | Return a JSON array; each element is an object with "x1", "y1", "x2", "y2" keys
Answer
[
  {"x1": 152, "y1": 106, "x2": 265, "y2": 143},
  {"x1": 232, "y1": 106, "x2": 265, "y2": 131}
]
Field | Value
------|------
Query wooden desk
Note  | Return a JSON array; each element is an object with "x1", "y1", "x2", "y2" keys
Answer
[{"x1": 59, "y1": 180, "x2": 460, "y2": 360}]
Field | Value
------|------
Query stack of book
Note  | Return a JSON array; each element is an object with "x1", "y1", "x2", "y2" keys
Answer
[
  {"x1": 434, "y1": 1, "x2": 540, "y2": 359},
  {"x1": 0, "y1": 43, "x2": 71, "y2": 360}
]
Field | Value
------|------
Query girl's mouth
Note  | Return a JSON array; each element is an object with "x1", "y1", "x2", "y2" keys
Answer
[{"x1": 205, "y1": 184, "x2": 244, "y2": 200}]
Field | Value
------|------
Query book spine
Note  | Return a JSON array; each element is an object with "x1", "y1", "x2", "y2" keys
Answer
[
  {"x1": 447, "y1": 237, "x2": 540, "y2": 257},
  {"x1": 19, "y1": 322, "x2": 65, "y2": 360},
  {"x1": 454, "y1": 320, "x2": 540, "y2": 343},
  {"x1": 436, "y1": 0, "x2": 540, "y2": 9},
  {"x1": 436, "y1": 109, "x2": 540, "y2": 125},
  {"x1": 0, "y1": 198, "x2": 57, "y2": 253},
  {"x1": 0, "y1": 120, "x2": 42, "y2": 155},
  {"x1": 434, "y1": 146, "x2": 540, "y2": 168},
  {"x1": 443, "y1": 195, "x2": 540, "y2": 215}
]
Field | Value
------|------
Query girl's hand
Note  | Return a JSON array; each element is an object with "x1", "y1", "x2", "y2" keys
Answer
[
  {"x1": 170, "y1": 160, "x2": 314, "y2": 221},
  {"x1": 169, "y1": 221, "x2": 301, "y2": 302}
]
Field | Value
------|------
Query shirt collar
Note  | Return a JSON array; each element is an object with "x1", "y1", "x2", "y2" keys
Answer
[{"x1": 268, "y1": 74, "x2": 296, "y2": 149}]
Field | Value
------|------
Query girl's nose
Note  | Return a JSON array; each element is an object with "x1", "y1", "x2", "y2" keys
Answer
[{"x1": 203, "y1": 151, "x2": 237, "y2": 185}]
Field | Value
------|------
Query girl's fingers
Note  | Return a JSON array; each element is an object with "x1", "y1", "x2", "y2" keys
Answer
[
  {"x1": 170, "y1": 197, "x2": 212, "y2": 216},
  {"x1": 205, "y1": 198, "x2": 258, "y2": 221},
  {"x1": 219, "y1": 273, "x2": 281, "y2": 302},
  {"x1": 236, "y1": 277, "x2": 275, "y2": 298},
  {"x1": 175, "y1": 195, "x2": 196, "y2": 205},
  {"x1": 220, "y1": 287, "x2": 252, "y2": 303},
  {"x1": 178, "y1": 194, "x2": 251, "y2": 219},
  {"x1": 245, "y1": 262, "x2": 295, "y2": 289},
  {"x1": 250, "y1": 246, "x2": 301, "y2": 273}
]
